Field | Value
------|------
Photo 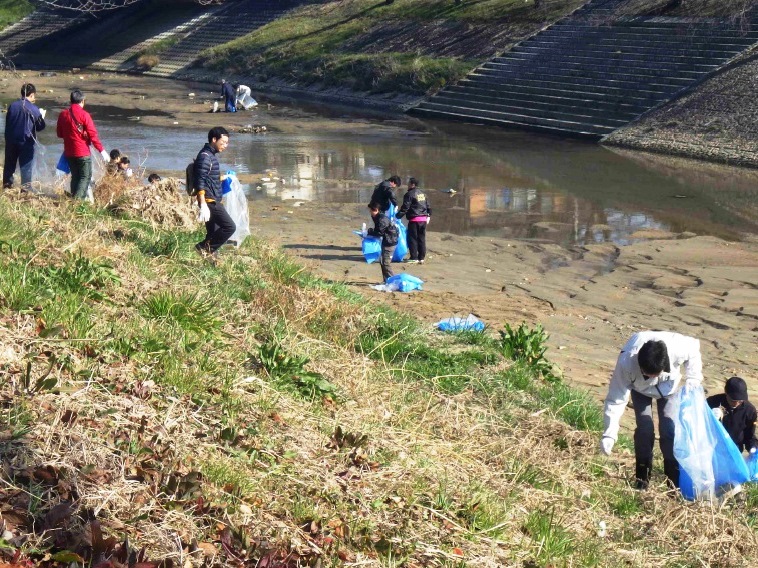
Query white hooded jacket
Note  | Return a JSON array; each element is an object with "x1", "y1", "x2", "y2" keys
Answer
[{"x1": 602, "y1": 331, "x2": 702, "y2": 442}]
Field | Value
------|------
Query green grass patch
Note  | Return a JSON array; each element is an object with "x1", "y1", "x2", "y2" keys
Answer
[{"x1": 0, "y1": 0, "x2": 32, "y2": 32}]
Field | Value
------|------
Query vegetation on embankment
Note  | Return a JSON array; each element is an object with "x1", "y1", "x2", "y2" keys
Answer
[
  {"x1": 0, "y1": 0, "x2": 32, "y2": 32},
  {"x1": 199, "y1": 0, "x2": 586, "y2": 96},
  {"x1": 1, "y1": 192, "x2": 758, "y2": 566}
]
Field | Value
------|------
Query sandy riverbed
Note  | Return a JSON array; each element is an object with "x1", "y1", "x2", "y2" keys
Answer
[{"x1": 3, "y1": 71, "x2": 757, "y2": 403}]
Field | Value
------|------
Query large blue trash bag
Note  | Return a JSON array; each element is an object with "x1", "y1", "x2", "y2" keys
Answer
[
  {"x1": 746, "y1": 451, "x2": 758, "y2": 481},
  {"x1": 386, "y1": 273, "x2": 423, "y2": 292},
  {"x1": 674, "y1": 384, "x2": 750, "y2": 500},
  {"x1": 387, "y1": 204, "x2": 408, "y2": 262},
  {"x1": 361, "y1": 236, "x2": 382, "y2": 264},
  {"x1": 56, "y1": 153, "x2": 70, "y2": 175},
  {"x1": 436, "y1": 314, "x2": 485, "y2": 332}
]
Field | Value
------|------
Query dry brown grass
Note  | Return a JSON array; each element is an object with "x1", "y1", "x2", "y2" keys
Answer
[{"x1": 0, "y1": 194, "x2": 757, "y2": 566}]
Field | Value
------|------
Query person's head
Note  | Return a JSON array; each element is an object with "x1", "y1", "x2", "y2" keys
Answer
[
  {"x1": 638, "y1": 340, "x2": 670, "y2": 378},
  {"x1": 118, "y1": 156, "x2": 130, "y2": 170},
  {"x1": 147, "y1": 173, "x2": 161, "y2": 184},
  {"x1": 388, "y1": 175, "x2": 401, "y2": 188},
  {"x1": 221, "y1": 79, "x2": 226, "y2": 84},
  {"x1": 233, "y1": 84, "x2": 239, "y2": 90},
  {"x1": 207, "y1": 126, "x2": 230, "y2": 152},
  {"x1": 109, "y1": 149, "x2": 122, "y2": 162},
  {"x1": 368, "y1": 201, "x2": 381, "y2": 218},
  {"x1": 408, "y1": 177, "x2": 418, "y2": 189},
  {"x1": 70, "y1": 89, "x2": 85, "y2": 106},
  {"x1": 725, "y1": 376, "x2": 748, "y2": 408},
  {"x1": 20, "y1": 83, "x2": 36, "y2": 102}
]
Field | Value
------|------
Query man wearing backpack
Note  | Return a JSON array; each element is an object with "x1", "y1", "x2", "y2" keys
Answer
[{"x1": 192, "y1": 127, "x2": 235, "y2": 259}]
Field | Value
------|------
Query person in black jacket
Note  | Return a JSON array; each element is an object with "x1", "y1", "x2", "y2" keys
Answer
[
  {"x1": 367, "y1": 201, "x2": 398, "y2": 282},
  {"x1": 221, "y1": 80, "x2": 236, "y2": 113},
  {"x1": 370, "y1": 175, "x2": 401, "y2": 213},
  {"x1": 194, "y1": 127, "x2": 236, "y2": 258},
  {"x1": 396, "y1": 177, "x2": 431, "y2": 264},
  {"x1": 3, "y1": 83, "x2": 46, "y2": 190},
  {"x1": 707, "y1": 376, "x2": 758, "y2": 454}
]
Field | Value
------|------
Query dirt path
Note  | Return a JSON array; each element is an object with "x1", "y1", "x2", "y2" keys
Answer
[{"x1": 3, "y1": 71, "x2": 757, "y2": 402}]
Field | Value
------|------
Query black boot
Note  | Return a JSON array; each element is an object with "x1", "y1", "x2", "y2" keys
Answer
[
  {"x1": 663, "y1": 459, "x2": 680, "y2": 489},
  {"x1": 635, "y1": 461, "x2": 652, "y2": 490}
]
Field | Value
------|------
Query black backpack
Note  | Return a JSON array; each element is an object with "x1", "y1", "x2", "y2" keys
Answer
[{"x1": 185, "y1": 151, "x2": 212, "y2": 196}]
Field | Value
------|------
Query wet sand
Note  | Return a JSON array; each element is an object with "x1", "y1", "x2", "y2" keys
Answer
[{"x1": 3, "y1": 71, "x2": 757, "y2": 402}]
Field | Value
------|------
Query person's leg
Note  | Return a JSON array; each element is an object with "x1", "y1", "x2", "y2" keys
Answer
[
  {"x1": 658, "y1": 396, "x2": 679, "y2": 488},
  {"x1": 418, "y1": 221, "x2": 427, "y2": 261},
  {"x1": 380, "y1": 246, "x2": 394, "y2": 281},
  {"x1": 18, "y1": 140, "x2": 36, "y2": 189},
  {"x1": 207, "y1": 202, "x2": 236, "y2": 253},
  {"x1": 67, "y1": 157, "x2": 81, "y2": 196},
  {"x1": 407, "y1": 222, "x2": 419, "y2": 260},
  {"x1": 3, "y1": 142, "x2": 20, "y2": 188},
  {"x1": 631, "y1": 389, "x2": 655, "y2": 489}
]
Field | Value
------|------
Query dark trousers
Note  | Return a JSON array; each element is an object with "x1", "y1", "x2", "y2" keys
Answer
[
  {"x1": 67, "y1": 156, "x2": 92, "y2": 199},
  {"x1": 631, "y1": 389, "x2": 679, "y2": 487},
  {"x1": 380, "y1": 245, "x2": 395, "y2": 282},
  {"x1": 407, "y1": 221, "x2": 427, "y2": 261},
  {"x1": 3, "y1": 139, "x2": 35, "y2": 188},
  {"x1": 198, "y1": 201, "x2": 236, "y2": 253}
]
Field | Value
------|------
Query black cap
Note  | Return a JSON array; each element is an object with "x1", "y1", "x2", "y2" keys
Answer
[{"x1": 725, "y1": 376, "x2": 748, "y2": 401}]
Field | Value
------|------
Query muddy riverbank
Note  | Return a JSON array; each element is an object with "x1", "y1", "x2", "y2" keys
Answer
[{"x1": 2, "y1": 71, "x2": 757, "y2": 404}]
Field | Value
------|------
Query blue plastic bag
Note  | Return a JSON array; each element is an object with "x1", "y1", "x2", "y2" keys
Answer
[
  {"x1": 386, "y1": 273, "x2": 423, "y2": 292},
  {"x1": 361, "y1": 236, "x2": 382, "y2": 264},
  {"x1": 387, "y1": 204, "x2": 408, "y2": 262},
  {"x1": 674, "y1": 384, "x2": 750, "y2": 500},
  {"x1": 56, "y1": 153, "x2": 70, "y2": 174},
  {"x1": 222, "y1": 170, "x2": 236, "y2": 194},
  {"x1": 746, "y1": 451, "x2": 758, "y2": 481},
  {"x1": 436, "y1": 314, "x2": 485, "y2": 332}
]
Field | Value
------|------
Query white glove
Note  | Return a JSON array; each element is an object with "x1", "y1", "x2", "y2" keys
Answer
[
  {"x1": 198, "y1": 201, "x2": 211, "y2": 223},
  {"x1": 750, "y1": 448, "x2": 756, "y2": 454},
  {"x1": 39, "y1": 108, "x2": 47, "y2": 120},
  {"x1": 426, "y1": 217, "x2": 431, "y2": 226},
  {"x1": 100, "y1": 149, "x2": 110, "y2": 162},
  {"x1": 711, "y1": 406, "x2": 724, "y2": 421},
  {"x1": 600, "y1": 436, "x2": 614, "y2": 456}
]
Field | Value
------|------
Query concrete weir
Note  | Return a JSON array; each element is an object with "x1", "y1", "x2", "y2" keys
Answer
[{"x1": 410, "y1": 0, "x2": 758, "y2": 139}]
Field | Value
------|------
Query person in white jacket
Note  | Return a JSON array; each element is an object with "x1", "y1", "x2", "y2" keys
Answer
[
  {"x1": 234, "y1": 84, "x2": 258, "y2": 110},
  {"x1": 600, "y1": 331, "x2": 703, "y2": 489}
]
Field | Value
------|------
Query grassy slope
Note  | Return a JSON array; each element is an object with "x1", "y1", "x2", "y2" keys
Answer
[
  {"x1": 0, "y1": 194, "x2": 757, "y2": 566},
  {"x1": 0, "y1": 0, "x2": 32, "y2": 32},
  {"x1": 200, "y1": 0, "x2": 586, "y2": 96}
]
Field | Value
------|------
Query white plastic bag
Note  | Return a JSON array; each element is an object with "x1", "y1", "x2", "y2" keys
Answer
[{"x1": 223, "y1": 176, "x2": 251, "y2": 247}]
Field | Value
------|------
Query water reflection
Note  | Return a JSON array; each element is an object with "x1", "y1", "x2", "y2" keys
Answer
[{"x1": 5, "y1": 110, "x2": 758, "y2": 247}]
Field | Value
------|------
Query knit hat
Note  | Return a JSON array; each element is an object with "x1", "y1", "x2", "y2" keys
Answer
[{"x1": 725, "y1": 376, "x2": 748, "y2": 401}]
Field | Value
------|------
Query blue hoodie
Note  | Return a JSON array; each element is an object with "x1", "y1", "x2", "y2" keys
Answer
[{"x1": 4, "y1": 98, "x2": 45, "y2": 145}]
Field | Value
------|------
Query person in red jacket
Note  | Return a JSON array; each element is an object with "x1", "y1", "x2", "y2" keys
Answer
[{"x1": 56, "y1": 89, "x2": 109, "y2": 199}]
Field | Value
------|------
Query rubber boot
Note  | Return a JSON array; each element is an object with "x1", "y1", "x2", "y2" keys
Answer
[
  {"x1": 663, "y1": 459, "x2": 680, "y2": 489},
  {"x1": 635, "y1": 461, "x2": 651, "y2": 490}
]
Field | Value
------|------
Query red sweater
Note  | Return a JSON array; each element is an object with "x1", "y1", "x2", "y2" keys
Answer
[{"x1": 56, "y1": 104, "x2": 104, "y2": 158}]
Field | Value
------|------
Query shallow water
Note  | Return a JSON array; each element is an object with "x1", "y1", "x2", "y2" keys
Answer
[{"x1": 5, "y1": 106, "x2": 758, "y2": 246}]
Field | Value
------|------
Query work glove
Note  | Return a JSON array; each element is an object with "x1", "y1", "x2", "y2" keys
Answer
[
  {"x1": 198, "y1": 201, "x2": 211, "y2": 223},
  {"x1": 711, "y1": 406, "x2": 724, "y2": 421},
  {"x1": 39, "y1": 108, "x2": 47, "y2": 120},
  {"x1": 426, "y1": 217, "x2": 431, "y2": 226},
  {"x1": 600, "y1": 436, "x2": 614, "y2": 456},
  {"x1": 100, "y1": 149, "x2": 110, "y2": 162},
  {"x1": 750, "y1": 448, "x2": 757, "y2": 455}
]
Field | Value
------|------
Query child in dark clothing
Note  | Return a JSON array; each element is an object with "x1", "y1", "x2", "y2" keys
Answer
[
  {"x1": 396, "y1": 177, "x2": 431, "y2": 264},
  {"x1": 707, "y1": 376, "x2": 758, "y2": 454},
  {"x1": 367, "y1": 201, "x2": 398, "y2": 282}
]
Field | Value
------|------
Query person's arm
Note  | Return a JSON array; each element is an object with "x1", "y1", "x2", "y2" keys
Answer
[
  {"x1": 396, "y1": 192, "x2": 411, "y2": 219},
  {"x1": 679, "y1": 335, "x2": 703, "y2": 384},
  {"x1": 602, "y1": 354, "x2": 632, "y2": 443},
  {"x1": 33, "y1": 106, "x2": 46, "y2": 133},
  {"x1": 389, "y1": 189, "x2": 398, "y2": 208},
  {"x1": 367, "y1": 217, "x2": 388, "y2": 238},
  {"x1": 85, "y1": 114, "x2": 105, "y2": 153}
]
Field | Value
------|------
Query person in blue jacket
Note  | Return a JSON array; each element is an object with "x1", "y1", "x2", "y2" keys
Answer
[
  {"x1": 3, "y1": 83, "x2": 46, "y2": 190},
  {"x1": 220, "y1": 79, "x2": 236, "y2": 113}
]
